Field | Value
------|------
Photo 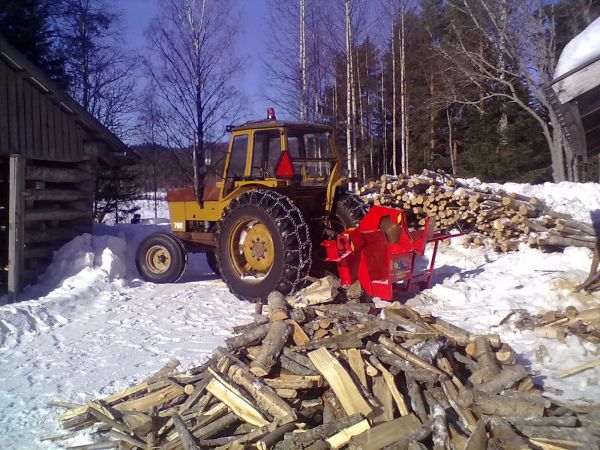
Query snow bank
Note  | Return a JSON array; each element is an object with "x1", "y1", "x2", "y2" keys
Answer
[{"x1": 555, "y1": 17, "x2": 600, "y2": 77}]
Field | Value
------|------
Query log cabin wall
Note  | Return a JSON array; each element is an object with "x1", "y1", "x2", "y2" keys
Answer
[{"x1": 0, "y1": 34, "x2": 134, "y2": 301}]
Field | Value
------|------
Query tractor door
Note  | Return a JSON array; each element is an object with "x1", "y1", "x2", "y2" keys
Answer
[
  {"x1": 223, "y1": 133, "x2": 249, "y2": 196},
  {"x1": 251, "y1": 130, "x2": 282, "y2": 179}
]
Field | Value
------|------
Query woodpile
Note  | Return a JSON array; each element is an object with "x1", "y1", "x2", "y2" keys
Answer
[
  {"x1": 359, "y1": 170, "x2": 597, "y2": 253},
  {"x1": 49, "y1": 287, "x2": 600, "y2": 449},
  {"x1": 508, "y1": 305, "x2": 600, "y2": 357}
]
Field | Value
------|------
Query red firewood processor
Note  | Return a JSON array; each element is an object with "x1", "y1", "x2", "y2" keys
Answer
[{"x1": 322, "y1": 205, "x2": 458, "y2": 300}]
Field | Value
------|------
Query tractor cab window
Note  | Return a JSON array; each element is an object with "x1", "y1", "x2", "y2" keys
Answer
[
  {"x1": 287, "y1": 131, "x2": 334, "y2": 186},
  {"x1": 252, "y1": 130, "x2": 281, "y2": 178},
  {"x1": 226, "y1": 134, "x2": 249, "y2": 179}
]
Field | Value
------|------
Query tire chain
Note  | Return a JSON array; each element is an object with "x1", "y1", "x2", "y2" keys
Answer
[{"x1": 215, "y1": 189, "x2": 313, "y2": 300}]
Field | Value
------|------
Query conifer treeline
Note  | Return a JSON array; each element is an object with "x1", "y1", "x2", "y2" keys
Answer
[{"x1": 265, "y1": 0, "x2": 600, "y2": 183}]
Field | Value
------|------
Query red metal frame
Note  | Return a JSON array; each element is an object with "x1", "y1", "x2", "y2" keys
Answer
[{"x1": 322, "y1": 206, "x2": 460, "y2": 301}]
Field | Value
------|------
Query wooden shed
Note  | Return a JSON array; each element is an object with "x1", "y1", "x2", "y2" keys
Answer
[
  {"x1": 546, "y1": 52, "x2": 600, "y2": 181},
  {"x1": 0, "y1": 34, "x2": 137, "y2": 300}
]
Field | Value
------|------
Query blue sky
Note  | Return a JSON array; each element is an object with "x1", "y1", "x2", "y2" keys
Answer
[{"x1": 119, "y1": 0, "x2": 271, "y2": 120}]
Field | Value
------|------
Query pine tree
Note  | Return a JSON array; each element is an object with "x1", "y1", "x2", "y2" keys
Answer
[{"x1": 0, "y1": 0, "x2": 69, "y2": 87}]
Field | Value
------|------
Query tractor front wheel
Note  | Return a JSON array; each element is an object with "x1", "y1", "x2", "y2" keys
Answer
[
  {"x1": 215, "y1": 190, "x2": 312, "y2": 302},
  {"x1": 135, "y1": 233, "x2": 188, "y2": 283}
]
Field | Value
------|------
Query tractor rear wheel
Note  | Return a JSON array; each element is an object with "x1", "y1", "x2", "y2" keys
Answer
[
  {"x1": 331, "y1": 191, "x2": 369, "y2": 232},
  {"x1": 136, "y1": 232, "x2": 188, "y2": 283},
  {"x1": 215, "y1": 190, "x2": 312, "y2": 302}
]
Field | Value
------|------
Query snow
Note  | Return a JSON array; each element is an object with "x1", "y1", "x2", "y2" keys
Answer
[
  {"x1": 555, "y1": 17, "x2": 600, "y2": 77},
  {"x1": 0, "y1": 181, "x2": 599, "y2": 448}
]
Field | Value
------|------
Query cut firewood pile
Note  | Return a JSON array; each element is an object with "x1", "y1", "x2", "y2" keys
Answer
[
  {"x1": 506, "y1": 304, "x2": 600, "y2": 349},
  {"x1": 359, "y1": 169, "x2": 598, "y2": 253},
  {"x1": 49, "y1": 281, "x2": 600, "y2": 449}
]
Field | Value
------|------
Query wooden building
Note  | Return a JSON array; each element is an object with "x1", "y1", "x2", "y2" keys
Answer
[
  {"x1": 546, "y1": 52, "x2": 600, "y2": 181},
  {"x1": 0, "y1": 34, "x2": 137, "y2": 300}
]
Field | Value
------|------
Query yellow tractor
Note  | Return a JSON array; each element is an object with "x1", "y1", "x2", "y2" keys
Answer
[{"x1": 135, "y1": 109, "x2": 368, "y2": 301}]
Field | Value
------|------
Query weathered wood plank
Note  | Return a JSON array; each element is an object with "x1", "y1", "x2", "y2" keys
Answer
[
  {"x1": 24, "y1": 188, "x2": 87, "y2": 202},
  {"x1": 7, "y1": 155, "x2": 25, "y2": 299},
  {"x1": 16, "y1": 75, "x2": 26, "y2": 155},
  {"x1": 23, "y1": 79, "x2": 33, "y2": 156},
  {"x1": 39, "y1": 91, "x2": 48, "y2": 156},
  {"x1": 5, "y1": 62, "x2": 18, "y2": 152},
  {"x1": 47, "y1": 100, "x2": 56, "y2": 159},
  {"x1": 24, "y1": 208, "x2": 90, "y2": 222},
  {"x1": 553, "y1": 58, "x2": 600, "y2": 103},
  {"x1": 0, "y1": 60, "x2": 8, "y2": 152},
  {"x1": 69, "y1": 116, "x2": 79, "y2": 160},
  {"x1": 54, "y1": 102, "x2": 63, "y2": 160},
  {"x1": 26, "y1": 164, "x2": 92, "y2": 183},
  {"x1": 31, "y1": 85, "x2": 41, "y2": 158}
]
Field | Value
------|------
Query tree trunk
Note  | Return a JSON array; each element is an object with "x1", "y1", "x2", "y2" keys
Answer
[
  {"x1": 300, "y1": 0, "x2": 307, "y2": 120},
  {"x1": 391, "y1": 6, "x2": 398, "y2": 177},
  {"x1": 399, "y1": 3, "x2": 409, "y2": 175},
  {"x1": 345, "y1": 0, "x2": 354, "y2": 190}
]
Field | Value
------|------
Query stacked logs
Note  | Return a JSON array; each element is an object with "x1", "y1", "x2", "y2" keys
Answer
[
  {"x1": 508, "y1": 304, "x2": 600, "y2": 350},
  {"x1": 359, "y1": 170, "x2": 597, "y2": 252},
  {"x1": 49, "y1": 285, "x2": 599, "y2": 449}
]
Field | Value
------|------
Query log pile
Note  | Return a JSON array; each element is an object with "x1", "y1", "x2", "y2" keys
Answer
[
  {"x1": 49, "y1": 289, "x2": 600, "y2": 449},
  {"x1": 359, "y1": 170, "x2": 597, "y2": 253},
  {"x1": 509, "y1": 305, "x2": 600, "y2": 347}
]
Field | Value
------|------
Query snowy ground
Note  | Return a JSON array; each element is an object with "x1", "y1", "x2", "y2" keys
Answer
[{"x1": 0, "y1": 180, "x2": 599, "y2": 449}]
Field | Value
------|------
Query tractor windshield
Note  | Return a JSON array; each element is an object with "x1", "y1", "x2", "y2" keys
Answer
[{"x1": 287, "y1": 131, "x2": 334, "y2": 186}]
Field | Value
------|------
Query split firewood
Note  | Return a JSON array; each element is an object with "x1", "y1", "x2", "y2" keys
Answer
[
  {"x1": 171, "y1": 412, "x2": 199, "y2": 450},
  {"x1": 50, "y1": 285, "x2": 595, "y2": 449},
  {"x1": 477, "y1": 364, "x2": 528, "y2": 394},
  {"x1": 205, "y1": 368, "x2": 268, "y2": 427},
  {"x1": 348, "y1": 414, "x2": 421, "y2": 450},
  {"x1": 469, "y1": 336, "x2": 500, "y2": 383},
  {"x1": 458, "y1": 388, "x2": 545, "y2": 417},
  {"x1": 227, "y1": 365, "x2": 297, "y2": 423},
  {"x1": 288, "y1": 275, "x2": 340, "y2": 307},
  {"x1": 487, "y1": 417, "x2": 530, "y2": 450},
  {"x1": 463, "y1": 418, "x2": 488, "y2": 450},
  {"x1": 250, "y1": 321, "x2": 292, "y2": 377},
  {"x1": 273, "y1": 414, "x2": 363, "y2": 450},
  {"x1": 267, "y1": 291, "x2": 289, "y2": 321},
  {"x1": 308, "y1": 347, "x2": 373, "y2": 417}
]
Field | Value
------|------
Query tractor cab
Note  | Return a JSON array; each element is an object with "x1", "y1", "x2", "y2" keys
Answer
[{"x1": 166, "y1": 109, "x2": 345, "y2": 239}]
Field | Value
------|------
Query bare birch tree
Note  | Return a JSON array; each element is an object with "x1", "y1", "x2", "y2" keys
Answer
[
  {"x1": 300, "y1": 0, "x2": 308, "y2": 120},
  {"x1": 147, "y1": 0, "x2": 243, "y2": 182}
]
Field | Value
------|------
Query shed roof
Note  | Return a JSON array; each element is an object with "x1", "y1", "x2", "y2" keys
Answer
[{"x1": 0, "y1": 33, "x2": 136, "y2": 164}]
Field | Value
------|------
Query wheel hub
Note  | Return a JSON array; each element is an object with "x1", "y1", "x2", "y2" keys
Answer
[
  {"x1": 241, "y1": 223, "x2": 274, "y2": 272},
  {"x1": 146, "y1": 245, "x2": 171, "y2": 274}
]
